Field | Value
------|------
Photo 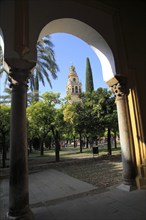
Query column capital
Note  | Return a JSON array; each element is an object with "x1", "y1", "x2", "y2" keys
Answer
[
  {"x1": 109, "y1": 75, "x2": 128, "y2": 101},
  {"x1": 5, "y1": 58, "x2": 35, "y2": 70},
  {"x1": 5, "y1": 58, "x2": 35, "y2": 87}
]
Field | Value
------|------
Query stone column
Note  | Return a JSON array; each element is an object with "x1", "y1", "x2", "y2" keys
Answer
[
  {"x1": 6, "y1": 59, "x2": 35, "y2": 219},
  {"x1": 110, "y1": 76, "x2": 136, "y2": 190}
]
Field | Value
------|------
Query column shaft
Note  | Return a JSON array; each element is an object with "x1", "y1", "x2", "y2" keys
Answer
[
  {"x1": 9, "y1": 84, "x2": 30, "y2": 217},
  {"x1": 111, "y1": 78, "x2": 136, "y2": 187},
  {"x1": 116, "y1": 97, "x2": 135, "y2": 185},
  {"x1": 5, "y1": 59, "x2": 35, "y2": 219}
]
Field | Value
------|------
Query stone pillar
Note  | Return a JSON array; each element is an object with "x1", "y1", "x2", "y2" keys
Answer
[
  {"x1": 6, "y1": 59, "x2": 35, "y2": 219},
  {"x1": 110, "y1": 76, "x2": 136, "y2": 190}
]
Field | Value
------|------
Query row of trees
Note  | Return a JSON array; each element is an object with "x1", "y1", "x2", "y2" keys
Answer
[
  {"x1": 0, "y1": 87, "x2": 118, "y2": 167},
  {"x1": 0, "y1": 36, "x2": 119, "y2": 168}
]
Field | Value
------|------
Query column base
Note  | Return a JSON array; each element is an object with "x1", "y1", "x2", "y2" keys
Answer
[
  {"x1": 6, "y1": 209, "x2": 34, "y2": 220},
  {"x1": 117, "y1": 183, "x2": 137, "y2": 192}
]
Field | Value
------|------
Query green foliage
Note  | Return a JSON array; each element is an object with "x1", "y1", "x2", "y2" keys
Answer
[
  {"x1": 95, "y1": 87, "x2": 118, "y2": 130},
  {"x1": 29, "y1": 35, "x2": 59, "y2": 101},
  {"x1": 27, "y1": 92, "x2": 60, "y2": 139},
  {"x1": 0, "y1": 105, "x2": 10, "y2": 138},
  {"x1": 63, "y1": 88, "x2": 118, "y2": 145},
  {"x1": 85, "y1": 57, "x2": 94, "y2": 92},
  {"x1": 27, "y1": 92, "x2": 65, "y2": 155},
  {"x1": 0, "y1": 104, "x2": 11, "y2": 167},
  {"x1": 26, "y1": 88, "x2": 118, "y2": 156}
]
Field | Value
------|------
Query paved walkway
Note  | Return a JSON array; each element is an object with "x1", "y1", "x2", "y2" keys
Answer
[{"x1": 0, "y1": 169, "x2": 146, "y2": 220}]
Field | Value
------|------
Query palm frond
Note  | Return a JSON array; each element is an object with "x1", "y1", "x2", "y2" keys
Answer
[{"x1": 31, "y1": 35, "x2": 59, "y2": 94}]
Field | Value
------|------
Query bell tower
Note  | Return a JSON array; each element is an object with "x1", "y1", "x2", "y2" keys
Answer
[{"x1": 66, "y1": 65, "x2": 82, "y2": 103}]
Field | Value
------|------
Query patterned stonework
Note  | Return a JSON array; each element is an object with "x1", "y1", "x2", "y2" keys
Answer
[
  {"x1": 8, "y1": 68, "x2": 30, "y2": 88},
  {"x1": 111, "y1": 80, "x2": 128, "y2": 101}
]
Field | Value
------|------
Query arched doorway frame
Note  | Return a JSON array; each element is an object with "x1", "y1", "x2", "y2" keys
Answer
[
  {"x1": 2, "y1": 7, "x2": 138, "y2": 220},
  {"x1": 38, "y1": 18, "x2": 117, "y2": 83},
  {"x1": 37, "y1": 18, "x2": 136, "y2": 190}
]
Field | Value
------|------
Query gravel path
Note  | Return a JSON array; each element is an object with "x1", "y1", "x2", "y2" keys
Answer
[
  {"x1": 51, "y1": 154, "x2": 123, "y2": 189},
  {"x1": 0, "y1": 154, "x2": 123, "y2": 190}
]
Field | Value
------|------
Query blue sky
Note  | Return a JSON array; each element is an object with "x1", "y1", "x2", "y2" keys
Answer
[
  {"x1": 0, "y1": 33, "x2": 108, "y2": 98},
  {"x1": 39, "y1": 33, "x2": 108, "y2": 98}
]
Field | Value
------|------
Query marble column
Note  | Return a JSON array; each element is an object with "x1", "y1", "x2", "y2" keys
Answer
[
  {"x1": 6, "y1": 59, "x2": 35, "y2": 219},
  {"x1": 111, "y1": 76, "x2": 136, "y2": 190}
]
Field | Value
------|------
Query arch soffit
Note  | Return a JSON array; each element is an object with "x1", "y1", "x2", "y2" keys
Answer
[
  {"x1": 0, "y1": 28, "x2": 4, "y2": 69},
  {"x1": 0, "y1": 28, "x2": 10, "y2": 73},
  {"x1": 38, "y1": 18, "x2": 117, "y2": 83}
]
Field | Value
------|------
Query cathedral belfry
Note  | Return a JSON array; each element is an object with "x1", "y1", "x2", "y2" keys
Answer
[{"x1": 66, "y1": 65, "x2": 82, "y2": 103}]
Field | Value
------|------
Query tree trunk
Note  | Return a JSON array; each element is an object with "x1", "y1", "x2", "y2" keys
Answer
[
  {"x1": 107, "y1": 128, "x2": 112, "y2": 155},
  {"x1": 79, "y1": 133, "x2": 82, "y2": 153},
  {"x1": 33, "y1": 76, "x2": 39, "y2": 102},
  {"x1": 51, "y1": 127, "x2": 60, "y2": 162},
  {"x1": 86, "y1": 136, "x2": 89, "y2": 148},
  {"x1": 29, "y1": 144, "x2": 33, "y2": 154},
  {"x1": 55, "y1": 140, "x2": 60, "y2": 162},
  {"x1": 73, "y1": 136, "x2": 76, "y2": 148},
  {"x1": 40, "y1": 141, "x2": 44, "y2": 156}
]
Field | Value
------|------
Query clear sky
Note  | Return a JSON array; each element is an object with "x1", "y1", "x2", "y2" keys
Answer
[
  {"x1": 0, "y1": 33, "x2": 108, "y2": 98},
  {"x1": 39, "y1": 33, "x2": 108, "y2": 98}
]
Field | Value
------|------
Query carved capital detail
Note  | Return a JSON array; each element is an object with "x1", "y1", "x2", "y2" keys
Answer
[
  {"x1": 111, "y1": 81, "x2": 128, "y2": 101},
  {"x1": 8, "y1": 68, "x2": 30, "y2": 88},
  {"x1": 5, "y1": 58, "x2": 35, "y2": 88}
]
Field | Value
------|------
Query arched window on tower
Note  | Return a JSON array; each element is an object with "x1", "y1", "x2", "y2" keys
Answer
[
  {"x1": 73, "y1": 78, "x2": 76, "y2": 82},
  {"x1": 75, "y1": 86, "x2": 78, "y2": 93},
  {"x1": 72, "y1": 87, "x2": 74, "y2": 93}
]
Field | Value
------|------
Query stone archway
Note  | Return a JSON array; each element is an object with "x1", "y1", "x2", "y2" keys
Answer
[
  {"x1": 37, "y1": 18, "x2": 135, "y2": 189},
  {"x1": 0, "y1": 0, "x2": 145, "y2": 218},
  {"x1": 5, "y1": 16, "x2": 136, "y2": 220}
]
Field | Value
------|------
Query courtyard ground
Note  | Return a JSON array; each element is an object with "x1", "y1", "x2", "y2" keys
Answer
[{"x1": 1, "y1": 145, "x2": 123, "y2": 189}]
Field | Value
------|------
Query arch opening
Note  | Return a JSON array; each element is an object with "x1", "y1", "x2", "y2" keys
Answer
[{"x1": 38, "y1": 18, "x2": 117, "y2": 83}]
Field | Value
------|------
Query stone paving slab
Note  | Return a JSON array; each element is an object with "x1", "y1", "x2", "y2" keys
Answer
[
  {"x1": 32, "y1": 188, "x2": 146, "y2": 220},
  {"x1": 1, "y1": 169, "x2": 146, "y2": 220},
  {"x1": 0, "y1": 169, "x2": 97, "y2": 219},
  {"x1": 29, "y1": 169, "x2": 97, "y2": 205}
]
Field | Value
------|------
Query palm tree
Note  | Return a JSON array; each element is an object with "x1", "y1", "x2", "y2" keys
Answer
[{"x1": 30, "y1": 35, "x2": 59, "y2": 101}]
